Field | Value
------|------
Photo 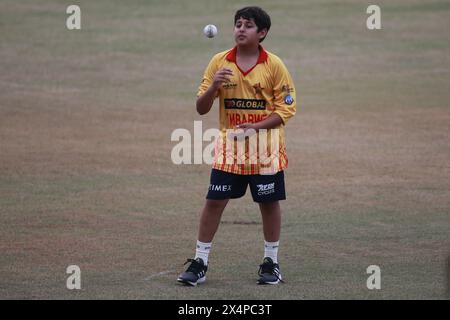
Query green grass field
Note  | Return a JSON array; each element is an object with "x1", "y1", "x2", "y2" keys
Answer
[{"x1": 1, "y1": 0, "x2": 449, "y2": 299}]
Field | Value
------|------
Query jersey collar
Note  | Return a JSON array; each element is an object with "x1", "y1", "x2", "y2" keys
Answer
[{"x1": 226, "y1": 45, "x2": 268, "y2": 76}]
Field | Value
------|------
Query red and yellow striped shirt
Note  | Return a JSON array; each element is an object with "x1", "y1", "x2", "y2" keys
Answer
[{"x1": 197, "y1": 46, "x2": 296, "y2": 175}]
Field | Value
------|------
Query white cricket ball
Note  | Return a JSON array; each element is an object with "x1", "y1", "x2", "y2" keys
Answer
[{"x1": 203, "y1": 24, "x2": 218, "y2": 38}]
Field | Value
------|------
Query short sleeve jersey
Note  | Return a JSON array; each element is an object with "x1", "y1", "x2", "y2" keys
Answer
[{"x1": 197, "y1": 46, "x2": 296, "y2": 175}]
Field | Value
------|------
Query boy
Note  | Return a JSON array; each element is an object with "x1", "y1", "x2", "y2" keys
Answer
[{"x1": 177, "y1": 6, "x2": 296, "y2": 286}]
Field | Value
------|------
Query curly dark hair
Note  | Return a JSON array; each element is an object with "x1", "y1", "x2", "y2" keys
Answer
[{"x1": 234, "y1": 6, "x2": 271, "y2": 43}]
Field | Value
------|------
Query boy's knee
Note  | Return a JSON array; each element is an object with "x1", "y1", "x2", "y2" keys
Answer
[
  {"x1": 205, "y1": 199, "x2": 228, "y2": 211},
  {"x1": 259, "y1": 200, "x2": 279, "y2": 207},
  {"x1": 259, "y1": 200, "x2": 280, "y2": 212}
]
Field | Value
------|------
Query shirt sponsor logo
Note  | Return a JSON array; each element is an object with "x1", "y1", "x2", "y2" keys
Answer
[
  {"x1": 223, "y1": 83, "x2": 237, "y2": 90},
  {"x1": 209, "y1": 184, "x2": 232, "y2": 192},
  {"x1": 257, "y1": 182, "x2": 275, "y2": 195},
  {"x1": 228, "y1": 113, "x2": 268, "y2": 126},
  {"x1": 281, "y1": 84, "x2": 294, "y2": 93},
  {"x1": 253, "y1": 83, "x2": 264, "y2": 95},
  {"x1": 224, "y1": 99, "x2": 266, "y2": 110}
]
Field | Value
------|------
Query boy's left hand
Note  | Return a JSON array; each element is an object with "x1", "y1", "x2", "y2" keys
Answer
[
  {"x1": 236, "y1": 123, "x2": 258, "y2": 132},
  {"x1": 227, "y1": 123, "x2": 258, "y2": 141}
]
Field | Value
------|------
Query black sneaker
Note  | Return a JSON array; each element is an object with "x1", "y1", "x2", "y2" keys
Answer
[
  {"x1": 257, "y1": 257, "x2": 284, "y2": 285},
  {"x1": 177, "y1": 258, "x2": 207, "y2": 286}
]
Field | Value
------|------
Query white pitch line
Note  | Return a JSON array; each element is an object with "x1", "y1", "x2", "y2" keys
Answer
[{"x1": 144, "y1": 270, "x2": 174, "y2": 281}]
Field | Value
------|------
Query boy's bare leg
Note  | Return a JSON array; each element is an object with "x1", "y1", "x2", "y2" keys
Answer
[
  {"x1": 197, "y1": 199, "x2": 229, "y2": 242},
  {"x1": 258, "y1": 201, "x2": 283, "y2": 284},
  {"x1": 259, "y1": 201, "x2": 281, "y2": 242},
  {"x1": 177, "y1": 199, "x2": 228, "y2": 285}
]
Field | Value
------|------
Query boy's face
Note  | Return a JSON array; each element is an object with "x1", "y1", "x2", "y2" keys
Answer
[{"x1": 234, "y1": 17, "x2": 267, "y2": 47}]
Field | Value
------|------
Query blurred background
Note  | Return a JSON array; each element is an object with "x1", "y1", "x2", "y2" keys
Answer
[{"x1": 0, "y1": 0, "x2": 449, "y2": 299}]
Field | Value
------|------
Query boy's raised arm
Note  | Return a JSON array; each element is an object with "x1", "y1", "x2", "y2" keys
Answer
[
  {"x1": 196, "y1": 68, "x2": 233, "y2": 115},
  {"x1": 196, "y1": 85, "x2": 219, "y2": 115}
]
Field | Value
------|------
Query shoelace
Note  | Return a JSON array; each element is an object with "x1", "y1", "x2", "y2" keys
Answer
[
  {"x1": 184, "y1": 259, "x2": 205, "y2": 274},
  {"x1": 258, "y1": 261, "x2": 285, "y2": 283}
]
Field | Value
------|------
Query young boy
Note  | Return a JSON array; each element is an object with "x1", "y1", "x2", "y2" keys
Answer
[{"x1": 177, "y1": 6, "x2": 296, "y2": 286}]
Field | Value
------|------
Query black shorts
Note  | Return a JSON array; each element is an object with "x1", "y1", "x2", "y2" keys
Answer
[{"x1": 206, "y1": 169, "x2": 286, "y2": 203}]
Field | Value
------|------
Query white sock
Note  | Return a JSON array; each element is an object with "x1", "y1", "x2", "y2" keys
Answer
[
  {"x1": 195, "y1": 240, "x2": 212, "y2": 265},
  {"x1": 264, "y1": 241, "x2": 279, "y2": 263}
]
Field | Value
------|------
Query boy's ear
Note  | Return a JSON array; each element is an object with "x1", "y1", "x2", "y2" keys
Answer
[{"x1": 258, "y1": 28, "x2": 268, "y2": 40}]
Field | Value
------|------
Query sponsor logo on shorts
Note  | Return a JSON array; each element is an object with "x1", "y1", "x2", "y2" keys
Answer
[
  {"x1": 257, "y1": 182, "x2": 275, "y2": 196},
  {"x1": 224, "y1": 99, "x2": 266, "y2": 110},
  {"x1": 209, "y1": 184, "x2": 232, "y2": 192}
]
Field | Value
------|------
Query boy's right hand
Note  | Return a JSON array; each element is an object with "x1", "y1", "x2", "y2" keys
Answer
[{"x1": 212, "y1": 68, "x2": 233, "y2": 90}]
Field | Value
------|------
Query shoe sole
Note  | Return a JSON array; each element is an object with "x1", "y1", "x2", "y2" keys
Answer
[
  {"x1": 177, "y1": 276, "x2": 206, "y2": 287},
  {"x1": 257, "y1": 275, "x2": 283, "y2": 285},
  {"x1": 257, "y1": 279, "x2": 280, "y2": 285}
]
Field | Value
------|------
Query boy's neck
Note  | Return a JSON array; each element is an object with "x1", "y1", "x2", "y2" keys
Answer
[{"x1": 236, "y1": 44, "x2": 260, "y2": 58}]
